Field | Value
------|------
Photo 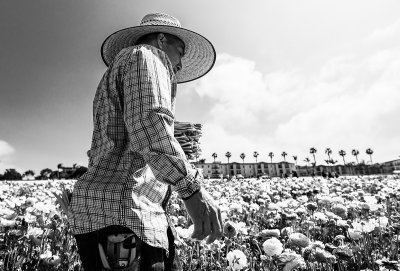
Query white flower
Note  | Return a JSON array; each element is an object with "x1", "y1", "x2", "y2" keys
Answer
[
  {"x1": 0, "y1": 219, "x2": 16, "y2": 227},
  {"x1": 24, "y1": 213, "x2": 37, "y2": 223},
  {"x1": 169, "y1": 215, "x2": 178, "y2": 226},
  {"x1": 219, "y1": 204, "x2": 230, "y2": 213},
  {"x1": 175, "y1": 225, "x2": 193, "y2": 240},
  {"x1": 212, "y1": 191, "x2": 222, "y2": 199},
  {"x1": 230, "y1": 202, "x2": 243, "y2": 213},
  {"x1": 40, "y1": 250, "x2": 52, "y2": 259},
  {"x1": 352, "y1": 221, "x2": 374, "y2": 233},
  {"x1": 267, "y1": 203, "x2": 279, "y2": 210},
  {"x1": 325, "y1": 211, "x2": 341, "y2": 220},
  {"x1": 336, "y1": 219, "x2": 348, "y2": 227},
  {"x1": 249, "y1": 203, "x2": 260, "y2": 212},
  {"x1": 262, "y1": 237, "x2": 284, "y2": 256},
  {"x1": 226, "y1": 250, "x2": 248, "y2": 270},
  {"x1": 297, "y1": 195, "x2": 308, "y2": 203},
  {"x1": 313, "y1": 212, "x2": 328, "y2": 223},
  {"x1": 236, "y1": 222, "x2": 248, "y2": 235},
  {"x1": 364, "y1": 195, "x2": 377, "y2": 205},
  {"x1": 348, "y1": 228, "x2": 362, "y2": 240},
  {"x1": 27, "y1": 226, "x2": 44, "y2": 238},
  {"x1": 378, "y1": 216, "x2": 389, "y2": 228},
  {"x1": 0, "y1": 208, "x2": 14, "y2": 218},
  {"x1": 171, "y1": 203, "x2": 180, "y2": 212}
]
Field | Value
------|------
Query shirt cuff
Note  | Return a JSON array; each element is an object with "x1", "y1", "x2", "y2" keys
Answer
[{"x1": 174, "y1": 168, "x2": 202, "y2": 199}]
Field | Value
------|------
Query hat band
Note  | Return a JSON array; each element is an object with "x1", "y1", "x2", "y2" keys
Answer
[{"x1": 141, "y1": 19, "x2": 180, "y2": 27}]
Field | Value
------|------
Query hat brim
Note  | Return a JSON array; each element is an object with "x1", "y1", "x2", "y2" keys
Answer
[{"x1": 101, "y1": 25, "x2": 216, "y2": 84}]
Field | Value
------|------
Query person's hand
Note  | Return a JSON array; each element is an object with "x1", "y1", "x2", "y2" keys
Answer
[{"x1": 182, "y1": 187, "x2": 223, "y2": 244}]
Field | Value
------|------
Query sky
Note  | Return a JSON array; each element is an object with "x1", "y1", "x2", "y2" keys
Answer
[{"x1": 1, "y1": 0, "x2": 399, "y2": 174}]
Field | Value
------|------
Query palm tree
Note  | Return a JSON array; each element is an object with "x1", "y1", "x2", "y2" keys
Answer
[
  {"x1": 253, "y1": 151, "x2": 259, "y2": 178},
  {"x1": 366, "y1": 148, "x2": 374, "y2": 164},
  {"x1": 225, "y1": 152, "x2": 231, "y2": 164},
  {"x1": 281, "y1": 151, "x2": 287, "y2": 162},
  {"x1": 253, "y1": 151, "x2": 259, "y2": 164},
  {"x1": 310, "y1": 148, "x2": 317, "y2": 166},
  {"x1": 268, "y1": 152, "x2": 274, "y2": 163},
  {"x1": 292, "y1": 155, "x2": 298, "y2": 166},
  {"x1": 324, "y1": 148, "x2": 333, "y2": 173},
  {"x1": 225, "y1": 151, "x2": 232, "y2": 178},
  {"x1": 352, "y1": 149, "x2": 360, "y2": 164},
  {"x1": 240, "y1": 153, "x2": 246, "y2": 164},
  {"x1": 304, "y1": 157, "x2": 311, "y2": 174},
  {"x1": 212, "y1": 153, "x2": 217, "y2": 163},
  {"x1": 325, "y1": 159, "x2": 331, "y2": 166},
  {"x1": 338, "y1": 150, "x2": 346, "y2": 165},
  {"x1": 57, "y1": 163, "x2": 63, "y2": 179},
  {"x1": 325, "y1": 148, "x2": 332, "y2": 161}
]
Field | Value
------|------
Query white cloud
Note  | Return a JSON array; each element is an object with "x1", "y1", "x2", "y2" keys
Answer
[
  {"x1": 367, "y1": 19, "x2": 400, "y2": 44},
  {"x1": 0, "y1": 140, "x2": 16, "y2": 173},
  {"x1": 192, "y1": 23, "x2": 400, "y2": 164}
]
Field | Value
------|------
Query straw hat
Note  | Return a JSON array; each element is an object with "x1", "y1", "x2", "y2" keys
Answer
[{"x1": 101, "y1": 13, "x2": 216, "y2": 84}]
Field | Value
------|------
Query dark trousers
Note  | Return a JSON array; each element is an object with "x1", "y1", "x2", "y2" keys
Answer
[{"x1": 74, "y1": 226, "x2": 181, "y2": 271}]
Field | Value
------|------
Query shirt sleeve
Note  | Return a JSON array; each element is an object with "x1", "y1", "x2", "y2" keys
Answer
[{"x1": 120, "y1": 46, "x2": 201, "y2": 199}]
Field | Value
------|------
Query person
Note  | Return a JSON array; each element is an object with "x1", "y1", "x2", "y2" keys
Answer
[{"x1": 67, "y1": 13, "x2": 222, "y2": 271}]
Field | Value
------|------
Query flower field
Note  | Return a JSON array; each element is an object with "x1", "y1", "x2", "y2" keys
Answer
[{"x1": 1, "y1": 175, "x2": 400, "y2": 271}]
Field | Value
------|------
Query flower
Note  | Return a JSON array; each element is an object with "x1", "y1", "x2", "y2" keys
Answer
[
  {"x1": 333, "y1": 246, "x2": 353, "y2": 261},
  {"x1": 325, "y1": 211, "x2": 341, "y2": 220},
  {"x1": 260, "y1": 229, "x2": 280, "y2": 238},
  {"x1": 226, "y1": 250, "x2": 248, "y2": 270},
  {"x1": 288, "y1": 233, "x2": 310, "y2": 248},
  {"x1": 281, "y1": 227, "x2": 294, "y2": 237},
  {"x1": 313, "y1": 212, "x2": 328, "y2": 224},
  {"x1": 336, "y1": 219, "x2": 349, "y2": 228},
  {"x1": 175, "y1": 225, "x2": 194, "y2": 240},
  {"x1": 177, "y1": 215, "x2": 186, "y2": 226},
  {"x1": 170, "y1": 203, "x2": 180, "y2": 212},
  {"x1": 306, "y1": 202, "x2": 318, "y2": 211},
  {"x1": 267, "y1": 203, "x2": 279, "y2": 211},
  {"x1": 169, "y1": 215, "x2": 178, "y2": 226},
  {"x1": 249, "y1": 203, "x2": 260, "y2": 212},
  {"x1": 332, "y1": 204, "x2": 347, "y2": 219},
  {"x1": 277, "y1": 251, "x2": 297, "y2": 264},
  {"x1": 314, "y1": 248, "x2": 336, "y2": 263},
  {"x1": 27, "y1": 227, "x2": 44, "y2": 246},
  {"x1": 282, "y1": 255, "x2": 306, "y2": 271},
  {"x1": 0, "y1": 219, "x2": 16, "y2": 227},
  {"x1": 311, "y1": 241, "x2": 325, "y2": 249},
  {"x1": 24, "y1": 213, "x2": 37, "y2": 223},
  {"x1": 297, "y1": 195, "x2": 308, "y2": 203},
  {"x1": 230, "y1": 202, "x2": 243, "y2": 213},
  {"x1": 262, "y1": 237, "x2": 284, "y2": 256},
  {"x1": 224, "y1": 221, "x2": 237, "y2": 238},
  {"x1": 352, "y1": 221, "x2": 375, "y2": 233},
  {"x1": 348, "y1": 229, "x2": 362, "y2": 240}
]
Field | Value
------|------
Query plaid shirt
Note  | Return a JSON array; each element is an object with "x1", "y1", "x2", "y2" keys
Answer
[{"x1": 68, "y1": 44, "x2": 202, "y2": 251}]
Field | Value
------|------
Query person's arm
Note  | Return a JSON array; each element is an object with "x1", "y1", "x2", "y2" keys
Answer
[{"x1": 121, "y1": 46, "x2": 200, "y2": 199}]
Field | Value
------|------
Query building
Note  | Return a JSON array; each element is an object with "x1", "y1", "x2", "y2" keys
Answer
[
  {"x1": 193, "y1": 158, "x2": 400, "y2": 178},
  {"x1": 297, "y1": 162, "x2": 392, "y2": 176},
  {"x1": 193, "y1": 161, "x2": 296, "y2": 178},
  {"x1": 381, "y1": 159, "x2": 400, "y2": 174}
]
